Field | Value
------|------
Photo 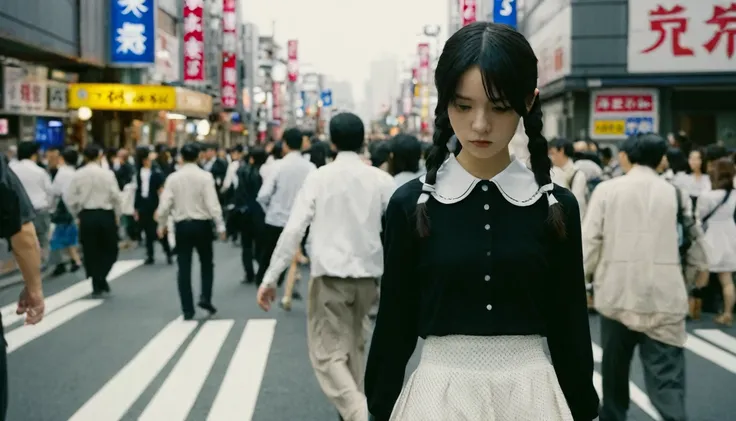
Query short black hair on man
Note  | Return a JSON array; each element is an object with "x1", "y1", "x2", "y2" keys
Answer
[
  {"x1": 180, "y1": 143, "x2": 201, "y2": 162},
  {"x1": 329, "y1": 112, "x2": 364, "y2": 152},
  {"x1": 82, "y1": 143, "x2": 102, "y2": 162},
  {"x1": 282, "y1": 127, "x2": 303, "y2": 151}
]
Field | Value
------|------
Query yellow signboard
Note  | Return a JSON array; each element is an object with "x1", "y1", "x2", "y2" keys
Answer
[
  {"x1": 68, "y1": 84, "x2": 176, "y2": 111},
  {"x1": 593, "y1": 119, "x2": 625, "y2": 136}
]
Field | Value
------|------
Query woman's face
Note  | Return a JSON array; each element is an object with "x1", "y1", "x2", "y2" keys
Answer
[
  {"x1": 447, "y1": 66, "x2": 530, "y2": 160},
  {"x1": 688, "y1": 150, "x2": 702, "y2": 173}
]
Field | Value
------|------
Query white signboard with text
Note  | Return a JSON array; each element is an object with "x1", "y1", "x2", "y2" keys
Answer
[
  {"x1": 588, "y1": 88, "x2": 660, "y2": 141},
  {"x1": 628, "y1": 0, "x2": 736, "y2": 73},
  {"x1": 529, "y1": 5, "x2": 572, "y2": 88}
]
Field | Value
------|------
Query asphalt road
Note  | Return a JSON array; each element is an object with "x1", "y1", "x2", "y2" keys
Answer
[{"x1": 2, "y1": 243, "x2": 735, "y2": 421}]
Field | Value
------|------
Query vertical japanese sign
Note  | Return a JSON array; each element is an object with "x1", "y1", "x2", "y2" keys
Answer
[
  {"x1": 272, "y1": 82, "x2": 281, "y2": 122},
  {"x1": 628, "y1": 0, "x2": 736, "y2": 73},
  {"x1": 493, "y1": 0, "x2": 517, "y2": 29},
  {"x1": 110, "y1": 0, "x2": 156, "y2": 66},
  {"x1": 2, "y1": 65, "x2": 47, "y2": 113},
  {"x1": 221, "y1": 0, "x2": 238, "y2": 109},
  {"x1": 287, "y1": 40, "x2": 299, "y2": 82},
  {"x1": 461, "y1": 0, "x2": 477, "y2": 27},
  {"x1": 183, "y1": 0, "x2": 205, "y2": 83},
  {"x1": 418, "y1": 43, "x2": 431, "y2": 124},
  {"x1": 588, "y1": 88, "x2": 659, "y2": 141}
]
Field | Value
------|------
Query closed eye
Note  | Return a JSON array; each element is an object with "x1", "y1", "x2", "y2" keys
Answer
[{"x1": 455, "y1": 103, "x2": 471, "y2": 111}]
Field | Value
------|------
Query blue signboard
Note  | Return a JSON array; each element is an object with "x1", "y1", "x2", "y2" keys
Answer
[
  {"x1": 320, "y1": 89, "x2": 333, "y2": 107},
  {"x1": 625, "y1": 116, "x2": 654, "y2": 136},
  {"x1": 110, "y1": 0, "x2": 157, "y2": 66},
  {"x1": 493, "y1": 0, "x2": 518, "y2": 29},
  {"x1": 300, "y1": 91, "x2": 306, "y2": 111}
]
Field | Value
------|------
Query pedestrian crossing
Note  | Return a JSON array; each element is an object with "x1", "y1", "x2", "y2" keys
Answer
[
  {"x1": 4, "y1": 258, "x2": 736, "y2": 420},
  {"x1": 67, "y1": 317, "x2": 277, "y2": 421}
]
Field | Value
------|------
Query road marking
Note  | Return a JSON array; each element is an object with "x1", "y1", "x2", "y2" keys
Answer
[
  {"x1": 2, "y1": 259, "x2": 144, "y2": 327},
  {"x1": 140, "y1": 320, "x2": 234, "y2": 421},
  {"x1": 591, "y1": 342, "x2": 662, "y2": 420},
  {"x1": 694, "y1": 329, "x2": 736, "y2": 356},
  {"x1": 68, "y1": 317, "x2": 197, "y2": 421},
  {"x1": 685, "y1": 334, "x2": 736, "y2": 373},
  {"x1": 207, "y1": 319, "x2": 277, "y2": 421},
  {"x1": 6, "y1": 299, "x2": 103, "y2": 354}
]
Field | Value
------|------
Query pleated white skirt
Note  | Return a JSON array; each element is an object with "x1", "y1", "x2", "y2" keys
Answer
[{"x1": 390, "y1": 335, "x2": 574, "y2": 421}]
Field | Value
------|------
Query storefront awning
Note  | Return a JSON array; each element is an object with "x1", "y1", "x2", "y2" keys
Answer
[{"x1": 174, "y1": 87, "x2": 213, "y2": 119}]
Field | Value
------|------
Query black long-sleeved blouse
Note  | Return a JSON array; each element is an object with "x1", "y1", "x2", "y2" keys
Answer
[{"x1": 365, "y1": 155, "x2": 600, "y2": 421}]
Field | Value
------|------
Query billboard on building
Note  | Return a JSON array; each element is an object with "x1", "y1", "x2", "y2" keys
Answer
[
  {"x1": 588, "y1": 89, "x2": 660, "y2": 141},
  {"x1": 110, "y1": 0, "x2": 157, "y2": 66}
]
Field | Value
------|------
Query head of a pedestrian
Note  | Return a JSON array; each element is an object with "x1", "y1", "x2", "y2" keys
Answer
[
  {"x1": 620, "y1": 133, "x2": 668, "y2": 173},
  {"x1": 248, "y1": 147, "x2": 267, "y2": 168},
  {"x1": 61, "y1": 148, "x2": 78, "y2": 168},
  {"x1": 135, "y1": 146, "x2": 152, "y2": 168},
  {"x1": 330, "y1": 112, "x2": 364, "y2": 153},
  {"x1": 388, "y1": 134, "x2": 422, "y2": 176},
  {"x1": 282, "y1": 128, "x2": 303, "y2": 154},
  {"x1": 231, "y1": 144, "x2": 244, "y2": 161},
  {"x1": 548, "y1": 138, "x2": 574, "y2": 168},
  {"x1": 709, "y1": 157, "x2": 735, "y2": 191},
  {"x1": 83, "y1": 143, "x2": 102, "y2": 164},
  {"x1": 418, "y1": 21, "x2": 562, "y2": 237},
  {"x1": 204, "y1": 143, "x2": 217, "y2": 161},
  {"x1": 181, "y1": 143, "x2": 200, "y2": 163},
  {"x1": 16, "y1": 141, "x2": 40, "y2": 162}
]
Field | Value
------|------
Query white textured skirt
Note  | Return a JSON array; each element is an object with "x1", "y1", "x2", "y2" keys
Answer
[{"x1": 390, "y1": 335, "x2": 574, "y2": 421}]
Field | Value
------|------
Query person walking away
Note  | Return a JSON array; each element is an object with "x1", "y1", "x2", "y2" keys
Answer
[
  {"x1": 221, "y1": 144, "x2": 244, "y2": 243},
  {"x1": 583, "y1": 133, "x2": 707, "y2": 421},
  {"x1": 255, "y1": 128, "x2": 315, "y2": 287},
  {"x1": 549, "y1": 137, "x2": 588, "y2": 219},
  {"x1": 49, "y1": 148, "x2": 82, "y2": 276},
  {"x1": 9, "y1": 142, "x2": 53, "y2": 264},
  {"x1": 0, "y1": 154, "x2": 45, "y2": 421},
  {"x1": 134, "y1": 146, "x2": 172, "y2": 265},
  {"x1": 696, "y1": 158, "x2": 736, "y2": 326},
  {"x1": 156, "y1": 143, "x2": 225, "y2": 320},
  {"x1": 234, "y1": 147, "x2": 267, "y2": 284},
  {"x1": 65, "y1": 144, "x2": 122, "y2": 297},
  {"x1": 386, "y1": 134, "x2": 424, "y2": 188},
  {"x1": 258, "y1": 113, "x2": 395, "y2": 421}
]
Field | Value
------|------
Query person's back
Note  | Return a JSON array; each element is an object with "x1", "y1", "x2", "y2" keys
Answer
[{"x1": 307, "y1": 152, "x2": 393, "y2": 276}]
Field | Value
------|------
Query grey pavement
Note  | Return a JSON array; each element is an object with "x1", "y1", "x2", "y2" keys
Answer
[{"x1": 2, "y1": 243, "x2": 735, "y2": 421}]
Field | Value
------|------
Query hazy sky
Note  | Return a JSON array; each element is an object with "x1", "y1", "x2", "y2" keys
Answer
[{"x1": 241, "y1": 0, "x2": 447, "y2": 103}]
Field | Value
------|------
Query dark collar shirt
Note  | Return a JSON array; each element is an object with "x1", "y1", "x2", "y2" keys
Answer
[{"x1": 365, "y1": 154, "x2": 599, "y2": 421}]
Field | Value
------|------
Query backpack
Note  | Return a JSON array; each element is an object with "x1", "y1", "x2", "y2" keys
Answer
[{"x1": 568, "y1": 170, "x2": 600, "y2": 202}]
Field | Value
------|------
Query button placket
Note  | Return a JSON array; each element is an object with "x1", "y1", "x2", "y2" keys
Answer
[{"x1": 481, "y1": 182, "x2": 493, "y2": 311}]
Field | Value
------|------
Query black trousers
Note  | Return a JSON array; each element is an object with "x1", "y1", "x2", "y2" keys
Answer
[
  {"x1": 238, "y1": 211, "x2": 264, "y2": 282},
  {"x1": 140, "y1": 211, "x2": 171, "y2": 260},
  {"x1": 174, "y1": 220, "x2": 214, "y2": 317},
  {"x1": 600, "y1": 316, "x2": 687, "y2": 421},
  {"x1": 78, "y1": 209, "x2": 118, "y2": 294},
  {"x1": 0, "y1": 321, "x2": 7, "y2": 421},
  {"x1": 255, "y1": 223, "x2": 286, "y2": 286}
]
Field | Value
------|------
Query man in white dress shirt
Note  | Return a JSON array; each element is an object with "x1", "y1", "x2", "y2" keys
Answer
[
  {"x1": 255, "y1": 128, "x2": 316, "y2": 287},
  {"x1": 257, "y1": 113, "x2": 395, "y2": 421},
  {"x1": 156, "y1": 143, "x2": 225, "y2": 320},
  {"x1": 9, "y1": 142, "x2": 53, "y2": 259},
  {"x1": 65, "y1": 144, "x2": 122, "y2": 297}
]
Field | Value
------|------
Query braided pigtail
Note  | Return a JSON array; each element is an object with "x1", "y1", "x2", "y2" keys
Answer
[
  {"x1": 524, "y1": 98, "x2": 566, "y2": 238},
  {"x1": 416, "y1": 113, "x2": 453, "y2": 237}
]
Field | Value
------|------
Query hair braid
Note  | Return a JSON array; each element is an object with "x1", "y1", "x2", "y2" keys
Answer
[
  {"x1": 415, "y1": 113, "x2": 453, "y2": 237},
  {"x1": 524, "y1": 98, "x2": 566, "y2": 238}
]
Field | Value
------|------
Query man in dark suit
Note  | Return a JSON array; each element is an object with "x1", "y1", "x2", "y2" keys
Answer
[{"x1": 134, "y1": 147, "x2": 172, "y2": 265}]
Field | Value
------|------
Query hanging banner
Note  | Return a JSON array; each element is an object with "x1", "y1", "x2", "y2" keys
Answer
[
  {"x1": 287, "y1": 40, "x2": 299, "y2": 82},
  {"x1": 461, "y1": 0, "x2": 477, "y2": 27},
  {"x1": 493, "y1": 0, "x2": 517, "y2": 29},
  {"x1": 110, "y1": 0, "x2": 156, "y2": 66},
  {"x1": 221, "y1": 0, "x2": 238, "y2": 109},
  {"x1": 183, "y1": 0, "x2": 205, "y2": 83},
  {"x1": 272, "y1": 82, "x2": 281, "y2": 122}
]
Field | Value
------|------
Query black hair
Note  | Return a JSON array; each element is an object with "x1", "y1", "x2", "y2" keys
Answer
[
  {"x1": 232, "y1": 144, "x2": 244, "y2": 154},
  {"x1": 248, "y1": 147, "x2": 268, "y2": 169},
  {"x1": 135, "y1": 146, "x2": 151, "y2": 167},
  {"x1": 549, "y1": 137, "x2": 574, "y2": 157},
  {"x1": 703, "y1": 144, "x2": 729, "y2": 163},
  {"x1": 388, "y1": 134, "x2": 422, "y2": 175},
  {"x1": 16, "y1": 142, "x2": 39, "y2": 160},
  {"x1": 282, "y1": 127, "x2": 303, "y2": 151},
  {"x1": 270, "y1": 141, "x2": 283, "y2": 160},
  {"x1": 621, "y1": 133, "x2": 667, "y2": 169},
  {"x1": 83, "y1": 143, "x2": 102, "y2": 162},
  {"x1": 180, "y1": 143, "x2": 200, "y2": 162},
  {"x1": 685, "y1": 148, "x2": 707, "y2": 174},
  {"x1": 330, "y1": 112, "x2": 364, "y2": 152},
  {"x1": 600, "y1": 146, "x2": 613, "y2": 161},
  {"x1": 666, "y1": 147, "x2": 688, "y2": 173},
  {"x1": 416, "y1": 21, "x2": 563, "y2": 237},
  {"x1": 307, "y1": 140, "x2": 330, "y2": 168},
  {"x1": 369, "y1": 141, "x2": 391, "y2": 168},
  {"x1": 61, "y1": 148, "x2": 78, "y2": 166}
]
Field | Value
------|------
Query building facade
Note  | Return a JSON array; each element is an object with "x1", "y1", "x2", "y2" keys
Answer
[{"x1": 521, "y1": 0, "x2": 736, "y2": 147}]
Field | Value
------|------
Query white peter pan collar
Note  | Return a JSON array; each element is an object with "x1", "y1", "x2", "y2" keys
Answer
[{"x1": 418, "y1": 154, "x2": 554, "y2": 207}]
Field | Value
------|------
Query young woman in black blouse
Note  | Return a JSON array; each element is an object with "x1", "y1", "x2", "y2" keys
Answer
[{"x1": 365, "y1": 22, "x2": 599, "y2": 421}]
